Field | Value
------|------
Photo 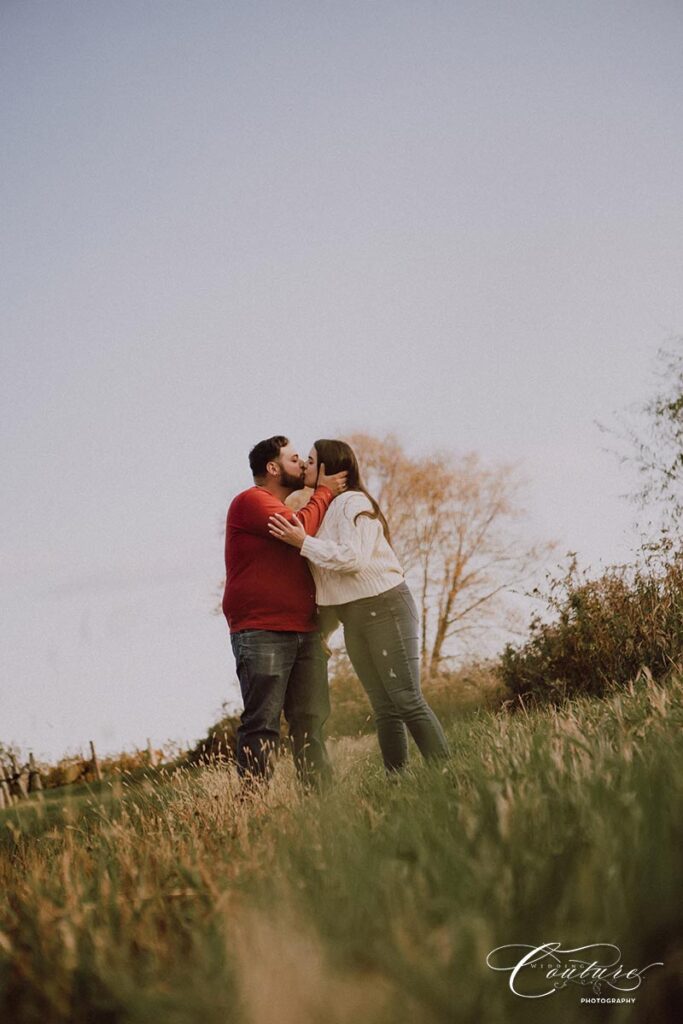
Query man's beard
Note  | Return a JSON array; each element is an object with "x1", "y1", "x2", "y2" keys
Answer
[{"x1": 279, "y1": 468, "x2": 305, "y2": 490}]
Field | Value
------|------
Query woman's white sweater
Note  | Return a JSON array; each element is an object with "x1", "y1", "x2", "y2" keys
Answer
[{"x1": 300, "y1": 491, "x2": 404, "y2": 606}]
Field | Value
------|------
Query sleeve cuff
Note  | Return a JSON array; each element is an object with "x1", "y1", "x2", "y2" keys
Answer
[{"x1": 301, "y1": 536, "x2": 314, "y2": 558}]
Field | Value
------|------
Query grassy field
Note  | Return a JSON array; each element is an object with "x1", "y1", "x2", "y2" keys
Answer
[{"x1": 1, "y1": 672, "x2": 682, "y2": 1024}]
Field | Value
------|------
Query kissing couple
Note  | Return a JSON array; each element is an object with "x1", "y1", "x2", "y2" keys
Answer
[{"x1": 222, "y1": 435, "x2": 450, "y2": 789}]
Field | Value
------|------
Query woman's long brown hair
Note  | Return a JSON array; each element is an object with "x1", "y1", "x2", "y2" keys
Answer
[{"x1": 313, "y1": 439, "x2": 391, "y2": 544}]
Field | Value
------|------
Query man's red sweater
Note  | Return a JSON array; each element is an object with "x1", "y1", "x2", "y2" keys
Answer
[{"x1": 222, "y1": 485, "x2": 333, "y2": 633}]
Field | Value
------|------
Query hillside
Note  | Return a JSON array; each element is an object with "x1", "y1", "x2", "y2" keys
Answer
[{"x1": 1, "y1": 672, "x2": 681, "y2": 1023}]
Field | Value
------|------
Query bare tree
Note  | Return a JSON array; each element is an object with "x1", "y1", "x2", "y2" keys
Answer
[{"x1": 597, "y1": 339, "x2": 683, "y2": 548}]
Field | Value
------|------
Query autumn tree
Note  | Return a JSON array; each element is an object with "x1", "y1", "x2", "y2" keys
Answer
[{"x1": 343, "y1": 433, "x2": 555, "y2": 674}]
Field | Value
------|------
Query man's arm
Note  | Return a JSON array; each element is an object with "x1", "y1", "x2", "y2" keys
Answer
[
  {"x1": 235, "y1": 463, "x2": 348, "y2": 538},
  {"x1": 239, "y1": 483, "x2": 348, "y2": 540},
  {"x1": 239, "y1": 486, "x2": 334, "y2": 539}
]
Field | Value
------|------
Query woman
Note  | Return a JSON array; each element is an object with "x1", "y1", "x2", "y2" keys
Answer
[{"x1": 268, "y1": 439, "x2": 450, "y2": 772}]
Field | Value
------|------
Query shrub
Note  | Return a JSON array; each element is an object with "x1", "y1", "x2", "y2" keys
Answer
[{"x1": 499, "y1": 551, "x2": 683, "y2": 704}]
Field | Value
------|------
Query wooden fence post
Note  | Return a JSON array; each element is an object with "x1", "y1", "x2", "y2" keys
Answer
[
  {"x1": 3, "y1": 764, "x2": 14, "y2": 805},
  {"x1": 9, "y1": 755, "x2": 29, "y2": 801},
  {"x1": 0, "y1": 765, "x2": 11, "y2": 808},
  {"x1": 89, "y1": 741, "x2": 102, "y2": 782},
  {"x1": 146, "y1": 738, "x2": 158, "y2": 768},
  {"x1": 28, "y1": 753, "x2": 43, "y2": 795}
]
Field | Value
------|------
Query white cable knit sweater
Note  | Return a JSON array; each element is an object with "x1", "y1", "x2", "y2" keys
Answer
[{"x1": 300, "y1": 491, "x2": 404, "y2": 606}]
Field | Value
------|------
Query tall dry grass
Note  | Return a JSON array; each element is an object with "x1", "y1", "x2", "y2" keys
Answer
[{"x1": 1, "y1": 673, "x2": 681, "y2": 1024}]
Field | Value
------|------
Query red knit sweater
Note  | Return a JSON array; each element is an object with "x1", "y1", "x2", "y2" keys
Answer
[{"x1": 222, "y1": 485, "x2": 333, "y2": 633}]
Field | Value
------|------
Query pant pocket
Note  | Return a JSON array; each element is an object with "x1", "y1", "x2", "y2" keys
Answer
[{"x1": 395, "y1": 586, "x2": 419, "y2": 623}]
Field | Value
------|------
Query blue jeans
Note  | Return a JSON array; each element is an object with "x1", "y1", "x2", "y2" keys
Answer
[
  {"x1": 230, "y1": 629, "x2": 332, "y2": 787},
  {"x1": 334, "y1": 582, "x2": 450, "y2": 771}
]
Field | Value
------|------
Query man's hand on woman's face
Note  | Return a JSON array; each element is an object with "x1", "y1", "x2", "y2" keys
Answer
[
  {"x1": 268, "y1": 512, "x2": 306, "y2": 548},
  {"x1": 317, "y1": 462, "x2": 348, "y2": 496}
]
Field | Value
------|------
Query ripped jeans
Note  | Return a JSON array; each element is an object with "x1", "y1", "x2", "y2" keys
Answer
[{"x1": 333, "y1": 582, "x2": 450, "y2": 771}]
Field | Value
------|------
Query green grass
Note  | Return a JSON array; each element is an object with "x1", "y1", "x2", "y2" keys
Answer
[{"x1": 1, "y1": 673, "x2": 682, "y2": 1023}]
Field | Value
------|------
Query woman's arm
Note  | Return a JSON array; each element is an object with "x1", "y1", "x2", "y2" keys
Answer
[{"x1": 301, "y1": 518, "x2": 378, "y2": 572}]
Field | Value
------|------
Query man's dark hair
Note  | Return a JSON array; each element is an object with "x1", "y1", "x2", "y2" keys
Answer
[{"x1": 249, "y1": 435, "x2": 289, "y2": 477}]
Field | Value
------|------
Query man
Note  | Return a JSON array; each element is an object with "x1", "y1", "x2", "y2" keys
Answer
[{"x1": 222, "y1": 435, "x2": 347, "y2": 787}]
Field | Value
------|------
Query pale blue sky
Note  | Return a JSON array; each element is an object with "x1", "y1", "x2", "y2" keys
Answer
[{"x1": 2, "y1": 1, "x2": 683, "y2": 760}]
